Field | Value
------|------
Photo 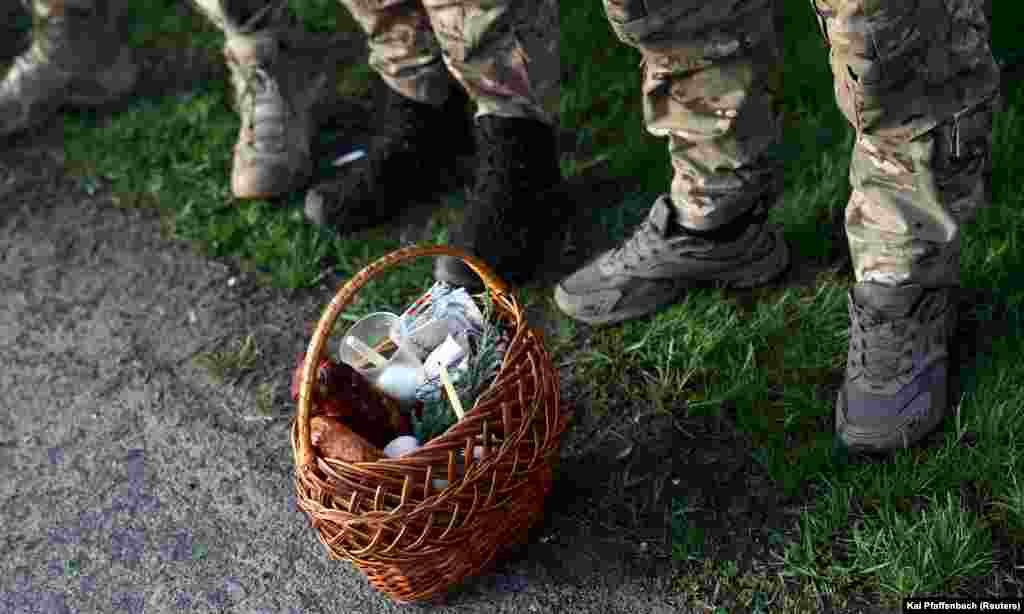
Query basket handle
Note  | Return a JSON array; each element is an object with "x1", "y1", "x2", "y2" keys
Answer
[{"x1": 295, "y1": 244, "x2": 512, "y2": 471}]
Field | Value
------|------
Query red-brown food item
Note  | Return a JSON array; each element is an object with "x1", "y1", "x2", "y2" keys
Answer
[
  {"x1": 291, "y1": 354, "x2": 409, "y2": 448},
  {"x1": 310, "y1": 415, "x2": 384, "y2": 463}
]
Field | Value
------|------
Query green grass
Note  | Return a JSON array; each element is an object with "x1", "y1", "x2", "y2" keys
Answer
[{"x1": 32, "y1": 0, "x2": 1024, "y2": 607}]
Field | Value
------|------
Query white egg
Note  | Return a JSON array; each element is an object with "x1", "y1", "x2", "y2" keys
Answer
[
  {"x1": 383, "y1": 436, "x2": 421, "y2": 458},
  {"x1": 373, "y1": 365, "x2": 423, "y2": 402}
]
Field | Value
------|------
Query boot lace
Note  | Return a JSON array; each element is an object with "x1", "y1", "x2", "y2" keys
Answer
[
  {"x1": 606, "y1": 218, "x2": 667, "y2": 271},
  {"x1": 240, "y1": 64, "x2": 289, "y2": 153},
  {"x1": 850, "y1": 303, "x2": 917, "y2": 383}
]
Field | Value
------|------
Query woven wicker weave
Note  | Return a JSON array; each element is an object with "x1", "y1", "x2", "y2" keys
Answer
[{"x1": 291, "y1": 244, "x2": 570, "y2": 603}]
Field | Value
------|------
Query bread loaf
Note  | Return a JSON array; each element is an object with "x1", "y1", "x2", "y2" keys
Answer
[{"x1": 310, "y1": 415, "x2": 384, "y2": 463}]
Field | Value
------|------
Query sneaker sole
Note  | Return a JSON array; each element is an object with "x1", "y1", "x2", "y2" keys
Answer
[
  {"x1": 835, "y1": 386, "x2": 947, "y2": 453},
  {"x1": 233, "y1": 164, "x2": 311, "y2": 200},
  {"x1": 555, "y1": 226, "x2": 791, "y2": 326}
]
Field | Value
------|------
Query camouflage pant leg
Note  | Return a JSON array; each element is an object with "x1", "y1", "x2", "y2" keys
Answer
[
  {"x1": 813, "y1": 0, "x2": 1000, "y2": 287},
  {"x1": 420, "y1": 0, "x2": 558, "y2": 124},
  {"x1": 601, "y1": 0, "x2": 784, "y2": 231},
  {"x1": 335, "y1": 0, "x2": 451, "y2": 106}
]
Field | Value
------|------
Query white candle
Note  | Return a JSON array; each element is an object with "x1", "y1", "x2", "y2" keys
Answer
[
  {"x1": 345, "y1": 336, "x2": 388, "y2": 368},
  {"x1": 439, "y1": 365, "x2": 465, "y2": 420}
]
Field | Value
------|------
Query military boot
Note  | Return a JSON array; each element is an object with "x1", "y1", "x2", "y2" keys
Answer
[
  {"x1": 0, "y1": 0, "x2": 137, "y2": 137},
  {"x1": 224, "y1": 25, "x2": 322, "y2": 199},
  {"x1": 433, "y1": 114, "x2": 563, "y2": 290},
  {"x1": 554, "y1": 195, "x2": 789, "y2": 325},
  {"x1": 304, "y1": 78, "x2": 474, "y2": 231},
  {"x1": 836, "y1": 282, "x2": 958, "y2": 453}
]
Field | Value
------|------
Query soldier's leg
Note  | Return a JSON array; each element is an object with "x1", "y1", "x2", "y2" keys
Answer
[
  {"x1": 604, "y1": 0, "x2": 785, "y2": 231},
  {"x1": 419, "y1": 0, "x2": 557, "y2": 124},
  {"x1": 189, "y1": 0, "x2": 323, "y2": 199},
  {"x1": 817, "y1": 0, "x2": 1000, "y2": 451},
  {"x1": 424, "y1": 0, "x2": 564, "y2": 288},
  {"x1": 333, "y1": 0, "x2": 451, "y2": 105},
  {"x1": 1, "y1": 0, "x2": 138, "y2": 136},
  {"x1": 554, "y1": 0, "x2": 790, "y2": 325},
  {"x1": 814, "y1": 0, "x2": 999, "y2": 287}
]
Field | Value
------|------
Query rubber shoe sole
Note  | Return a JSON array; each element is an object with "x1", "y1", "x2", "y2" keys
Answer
[
  {"x1": 232, "y1": 155, "x2": 311, "y2": 200},
  {"x1": 835, "y1": 384, "x2": 948, "y2": 454}
]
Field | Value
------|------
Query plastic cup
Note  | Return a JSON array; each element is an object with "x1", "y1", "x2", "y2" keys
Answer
[{"x1": 338, "y1": 312, "x2": 425, "y2": 404}]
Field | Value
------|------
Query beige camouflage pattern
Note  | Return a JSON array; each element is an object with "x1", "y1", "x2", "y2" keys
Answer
[
  {"x1": 602, "y1": 0, "x2": 1000, "y2": 287},
  {"x1": 342, "y1": 0, "x2": 557, "y2": 124},
  {"x1": 601, "y1": 0, "x2": 785, "y2": 232},
  {"x1": 191, "y1": 0, "x2": 557, "y2": 125},
  {"x1": 814, "y1": 0, "x2": 999, "y2": 286},
  {"x1": 334, "y1": 0, "x2": 451, "y2": 107}
]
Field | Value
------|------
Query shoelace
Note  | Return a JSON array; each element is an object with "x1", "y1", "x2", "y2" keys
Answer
[
  {"x1": 852, "y1": 304, "x2": 916, "y2": 382},
  {"x1": 241, "y1": 64, "x2": 290, "y2": 152},
  {"x1": 607, "y1": 218, "x2": 665, "y2": 270}
]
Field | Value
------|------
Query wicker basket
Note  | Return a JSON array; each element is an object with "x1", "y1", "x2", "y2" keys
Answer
[{"x1": 291, "y1": 244, "x2": 570, "y2": 604}]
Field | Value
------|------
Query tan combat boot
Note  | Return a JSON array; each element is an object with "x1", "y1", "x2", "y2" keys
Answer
[
  {"x1": 0, "y1": 0, "x2": 138, "y2": 137},
  {"x1": 223, "y1": 28, "x2": 322, "y2": 200}
]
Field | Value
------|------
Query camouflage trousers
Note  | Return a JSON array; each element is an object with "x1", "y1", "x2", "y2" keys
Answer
[
  {"x1": 602, "y1": 0, "x2": 1000, "y2": 287},
  {"x1": 190, "y1": 0, "x2": 558, "y2": 125}
]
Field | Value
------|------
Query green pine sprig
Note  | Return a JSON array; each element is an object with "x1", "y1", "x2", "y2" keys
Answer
[{"x1": 411, "y1": 290, "x2": 505, "y2": 444}]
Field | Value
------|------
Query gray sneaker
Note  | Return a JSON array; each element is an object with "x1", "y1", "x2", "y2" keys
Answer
[
  {"x1": 836, "y1": 282, "x2": 957, "y2": 453},
  {"x1": 0, "y1": 2, "x2": 137, "y2": 137},
  {"x1": 554, "y1": 195, "x2": 789, "y2": 325}
]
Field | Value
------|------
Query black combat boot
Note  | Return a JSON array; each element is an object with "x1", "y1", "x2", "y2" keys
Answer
[
  {"x1": 304, "y1": 77, "x2": 474, "y2": 231},
  {"x1": 434, "y1": 114, "x2": 563, "y2": 290}
]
